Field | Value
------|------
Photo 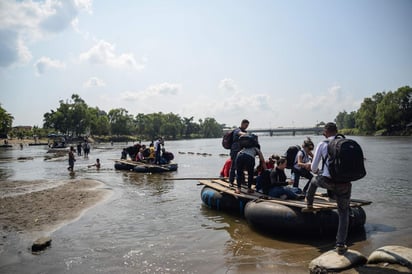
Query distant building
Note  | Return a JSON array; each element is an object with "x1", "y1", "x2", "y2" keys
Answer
[{"x1": 13, "y1": 126, "x2": 32, "y2": 131}]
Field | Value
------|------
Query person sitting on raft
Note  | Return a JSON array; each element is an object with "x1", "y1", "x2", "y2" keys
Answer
[
  {"x1": 220, "y1": 158, "x2": 232, "y2": 178},
  {"x1": 261, "y1": 157, "x2": 304, "y2": 200},
  {"x1": 135, "y1": 145, "x2": 146, "y2": 161}
]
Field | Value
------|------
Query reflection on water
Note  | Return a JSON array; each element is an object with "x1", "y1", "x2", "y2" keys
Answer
[{"x1": 0, "y1": 136, "x2": 411, "y2": 273}]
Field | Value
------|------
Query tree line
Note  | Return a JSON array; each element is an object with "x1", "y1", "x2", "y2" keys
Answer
[
  {"x1": 334, "y1": 86, "x2": 411, "y2": 135},
  {"x1": 1, "y1": 94, "x2": 224, "y2": 140},
  {"x1": 1, "y1": 86, "x2": 411, "y2": 140}
]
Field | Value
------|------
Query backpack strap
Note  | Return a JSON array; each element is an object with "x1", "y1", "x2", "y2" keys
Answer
[
  {"x1": 321, "y1": 134, "x2": 345, "y2": 171},
  {"x1": 334, "y1": 133, "x2": 346, "y2": 139},
  {"x1": 321, "y1": 139, "x2": 329, "y2": 171},
  {"x1": 295, "y1": 148, "x2": 305, "y2": 167}
]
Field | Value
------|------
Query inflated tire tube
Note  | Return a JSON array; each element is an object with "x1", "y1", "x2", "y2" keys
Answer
[
  {"x1": 114, "y1": 163, "x2": 133, "y2": 170},
  {"x1": 201, "y1": 186, "x2": 247, "y2": 215},
  {"x1": 133, "y1": 166, "x2": 149, "y2": 172},
  {"x1": 244, "y1": 200, "x2": 366, "y2": 235},
  {"x1": 349, "y1": 206, "x2": 366, "y2": 229}
]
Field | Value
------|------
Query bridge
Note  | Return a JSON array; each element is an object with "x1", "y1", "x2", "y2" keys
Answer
[{"x1": 249, "y1": 127, "x2": 323, "y2": 136}]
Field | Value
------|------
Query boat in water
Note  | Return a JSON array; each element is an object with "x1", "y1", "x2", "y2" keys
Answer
[
  {"x1": 199, "y1": 179, "x2": 371, "y2": 236},
  {"x1": 114, "y1": 159, "x2": 178, "y2": 173}
]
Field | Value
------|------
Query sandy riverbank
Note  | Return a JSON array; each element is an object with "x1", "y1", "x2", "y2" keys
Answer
[
  {"x1": 2, "y1": 138, "x2": 48, "y2": 145},
  {"x1": 0, "y1": 179, "x2": 111, "y2": 234}
]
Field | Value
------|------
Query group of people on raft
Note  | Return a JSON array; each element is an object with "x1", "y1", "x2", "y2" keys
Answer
[
  {"x1": 220, "y1": 119, "x2": 313, "y2": 199},
  {"x1": 222, "y1": 120, "x2": 356, "y2": 255},
  {"x1": 120, "y1": 137, "x2": 174, "y2": 165}
]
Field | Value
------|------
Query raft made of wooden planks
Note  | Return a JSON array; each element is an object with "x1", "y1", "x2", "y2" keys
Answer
[
  {"x1": 198, "y1": 179, "x2": 372, "y2": 212},
  {"x1": 114, "y1": 159, "x2": 178, "y2": 173}
]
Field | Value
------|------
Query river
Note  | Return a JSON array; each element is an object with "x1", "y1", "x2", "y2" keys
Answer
[{"x1": 0, "y1": 135, "x2": 411, "y2": 273}]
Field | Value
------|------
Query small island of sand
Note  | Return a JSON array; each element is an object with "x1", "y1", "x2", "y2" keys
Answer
[{"x1": 0, "y1": 179, "x2": 111, "y2": 234}]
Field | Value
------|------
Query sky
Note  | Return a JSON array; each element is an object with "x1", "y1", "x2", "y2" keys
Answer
[{"x1": 0, "y1": 0, "x2": 411, "y2": 129}]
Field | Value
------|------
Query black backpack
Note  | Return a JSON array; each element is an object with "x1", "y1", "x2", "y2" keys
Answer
[
  {"x1": 238, "y1": 134, "x2": 258, "y2": 149},
  {"x1": 285, "y1": 145, "x2": 301, "y2": 169},
  {"x1": 142, "y1": 148, "x2": 150, "y2": 158},
  {"x1": 326, "y1": 134, "x2": 366, "y2": 182},
  {"x1": 222, "y1": 130, "x2": 234, "y2": 149}
]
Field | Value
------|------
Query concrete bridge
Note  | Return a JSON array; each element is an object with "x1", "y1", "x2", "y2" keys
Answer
[{"x1": 249, "y1": 127, "x2": 323, "y2": 136}]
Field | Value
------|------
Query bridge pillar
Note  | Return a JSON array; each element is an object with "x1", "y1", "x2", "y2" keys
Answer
[
  {"x1": 270, "y1": 130, "x2": 273, "y2": 136},
  {"x1": 292, "y1": 130, "x2": 296, "y2": 136}
]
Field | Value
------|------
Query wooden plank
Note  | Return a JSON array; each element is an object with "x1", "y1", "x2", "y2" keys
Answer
[
  {"x1": 198, "y1": 179, "x2": 371, "y2": 211},
  {"x1": 114, "y1": 159, "x2": 141, "y2": 166},
  {"x1": 199, "y1": 180, "x2": 255, "y2": 199},
  {"x1": 114, "y1": 159, "x2": 174, "y2": 170},
  {"x1": 199, "y1": 180, "x2": 326, "y2": 209}
]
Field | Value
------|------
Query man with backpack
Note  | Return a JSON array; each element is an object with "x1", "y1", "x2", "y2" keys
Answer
[
  {"x1": 228, "y1": 119, "x2": 249, "y2": 185},
  {"x1": 302, "y1": 122, "x2": 361, "y2": 255}
]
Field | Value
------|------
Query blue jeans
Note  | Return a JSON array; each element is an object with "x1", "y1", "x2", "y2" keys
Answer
[
  {"x1": 306, "y1": 175, "x2": 352, "y2": 245},
  {"x1": 292, "y1": 167, "x2": 313, "y2": 192},
  {"x1": 229, "y1": 149, "x2": 240, "y2": 184},
  {"x1": 268, "y1": 186, "x2": 299, "y2": 199},
  {"x1": 236, "y1": 153, "x2": 255, "y2": 189}
]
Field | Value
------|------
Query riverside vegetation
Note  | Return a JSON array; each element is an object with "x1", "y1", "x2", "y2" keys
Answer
[{"x1": 1, "y1": 85, "x2": 411, "y2": 140}]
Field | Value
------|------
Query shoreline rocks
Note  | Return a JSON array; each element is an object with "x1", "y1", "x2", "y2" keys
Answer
[
  {"x1": 31, "y1": 236, "x2": 52, "y2": 253},
  {"x1": 309, "y1": 245, "x2": 412, "y2": 273}
]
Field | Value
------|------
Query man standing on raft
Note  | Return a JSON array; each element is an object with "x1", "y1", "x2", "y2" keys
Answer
[
  {"x1": 303, "y1": 122, "x2": 352, "y2": 255},
  {"x1": 228, "y1": 119, "x2": 249, "y2": 186}
]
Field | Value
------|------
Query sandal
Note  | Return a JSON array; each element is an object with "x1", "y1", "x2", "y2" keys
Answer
[
  {"x1": 234, "y1": 189, "x2": 241, "y2": 194},
  {"x1": 247, "y1": 189, "x2": 254, "y2": 194}
]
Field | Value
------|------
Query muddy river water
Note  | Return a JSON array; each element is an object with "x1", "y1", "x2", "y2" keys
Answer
[{"x1": 0, "y1": 135, "x2": 411, "y2": 273}]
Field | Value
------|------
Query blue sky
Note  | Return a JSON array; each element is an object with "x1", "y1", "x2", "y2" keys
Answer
[{"x1": 0, "y1": 0, "x2": 411, "y2": 129}]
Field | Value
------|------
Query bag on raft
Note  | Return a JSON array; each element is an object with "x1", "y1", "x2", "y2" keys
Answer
[
  {"x1": 284, "y1": 145, "x2": 301, "y2": 169},
  {"x1": 238, "y1": 134, "x2": 259, "y2": 149}
]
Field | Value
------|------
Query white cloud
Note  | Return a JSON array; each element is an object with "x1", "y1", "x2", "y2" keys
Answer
[
  {"x1": 121, "y1": 83, "x2": 181, "y2": 101},
  {"x1": 216, "y1": 78, "x2": 271, "y2": 110},
  {"x1": 79, "y1": 40, "x2": 145, "y2": 70},
  {"x1": 34, "y1": 56, "x2": 65, "y2": 75},
  {"x1": 219, "y1": 78, "x2": 238, "y2": 93},
  {"x1": 297, "y1": 85, "x2": 351, "y2": 111},
  {"x1": 0, "y1": 0, "x2": 92, "y2": 67},
  {"x1": 74, "y1": 0, "x2": 93, "y2": 12},
  {"x1": 83, "y1": 77, "x2": 106, "y2": 88}
]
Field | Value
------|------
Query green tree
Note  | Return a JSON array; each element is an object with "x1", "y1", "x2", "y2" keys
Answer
[
  {"x1": 145, "y1": 112, "x2": 164, "y2": 139},
  {"x1": 70, "y1": 94, "x2": 90, "y2": 136},
  {"x1": 108, "y1": 108, "x2": 134, "y2": 136},
  {"x1": 336, "y1": 110, "x2": 357, "y2": 129},
  {"x1": 160, "y1": 113, "x2": 182, "y2": 139},
  {"x1": 182, "y1": 116, "x2": 194, "y2": 138},
  {"x1": 356, "y1": 97, "x2": 377, "y2": 132},
  {"x1": 135, "y1": 113, "x2": 147, "y2": 137},
  {"x1": 0, "y1": 104, "x2": 14, "y2": 136},
  {"x1": 200, "y1": 117, "x2": 222, "y2": 138},
  {"x1": 375, "y1": 86, "x2": 412, "y2": 131},
  {"x1": 43, "y1": 94, "x2": 91, "y2": 136},
  {"x1": 89, "y1": 107, "x2": 110, "y2": 136},
  {"x1": 343, "y1": 111, "x2": 356, "y2": 129},
  {"x1": 397, "y1": 86, "x2": 412, "y2": 128},
  {"x1": 335, "y1": 111, "x2": 347, "y2": 129},
  {"x1": 375, "y1": 91, "x2": 400, "y2": 130}
]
